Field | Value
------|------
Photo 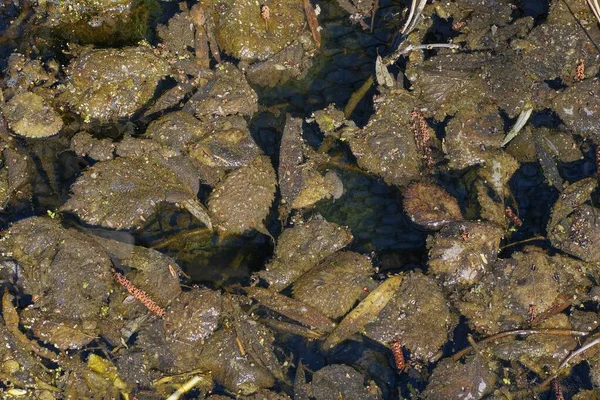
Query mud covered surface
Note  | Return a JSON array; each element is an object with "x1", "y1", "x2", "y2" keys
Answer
[{"x1": 3, "y1": 0, "x2": 600, "y2": 399}]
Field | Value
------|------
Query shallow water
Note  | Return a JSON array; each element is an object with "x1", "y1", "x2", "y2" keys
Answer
[{"x1": 2, "y1": 0, "x2": 600, "y2": 398}]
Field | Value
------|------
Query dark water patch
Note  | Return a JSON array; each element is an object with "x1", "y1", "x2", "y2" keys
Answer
[
  {"x1": 544, "y1": 77, "x2": 568, "y2": 90},
  {"x1": 134, "y1": 203, "x2": 273, "y2": 286},
  {"x1": 508, "y1": 162, "x2": 559, "y2": 246},
  {"x1": 531, "y1": 108, "x2": 564, "y2": 128},
  {"x1": 309, "y1": 165, "x2": 427, "y2": 252},
  {"x1": 512, "y1": 0, "x2": 550, "y2": 25}
]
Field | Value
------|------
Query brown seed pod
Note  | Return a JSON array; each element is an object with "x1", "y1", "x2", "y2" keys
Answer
[
  {"x1": 596, "y1": 145, "x2": 600, "y2": 178},
  {"x1": 505, "y1": 206, "x2": 523, "y2": 227},
  {"x1": 113, "y1": 269, "x2": 166, "y2": 317},
  {"x1": 552, "y1": 379, "x2": 564, "y2": 400},
  {"x1": 260, "y1": 4, "x2": 270, "y2": 21},
  {"x1": 410, "y1": 110, "x2": 434, "y2": 169},
  {"x1": 575, "y1": 59, "x2": 585, "y2": 82},
  {"x1": 527, "y1": 303, "x2": 538, "y2": 324},
  {"x1": 390, "y1": 338, "x2": 406, "y2": 371}
]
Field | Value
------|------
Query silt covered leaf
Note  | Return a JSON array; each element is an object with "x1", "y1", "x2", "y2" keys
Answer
[
  {"x1": 0, "y1": 217, "x2": 114, "y2": 350},
  {"x1": 310, "y1": 364, "x2": 382, "y2": 400},
  {"x1": 184, "y1": 63, "x2": 258, "y2": 119},
  {"x1": 457, "y1": 246, "x2": 592, "y2": 334},
  {"x1": 62, "y1": 46, "x2": 169, "y2": 123},
  {"x1": 402, "y1": 181, "x2": 463, "y2": 230},
  {"x1": 0, "y1": 144, "x2": 32, "y2": 209},
  {"x1": 208, "y1": 155, "x2": 276, "y2": 236},
  {"x1": 279, "y1": 114, "x2": 338, "y2": 213},
  {"x1": 188, "y1": 115, "x2": 262, "y2": 170},
  {"x1": 422, "y1": 355, "x2": 498, "y2": 400},
  {"x1": 364, "y1": 271, "x2": 456, "y2": 361},
  {"x1": 2, "y1": 92, "x2": 63, "y2": 138},
  {"x1": 1, "y1": 217, "x2": 113, "y2": 322},
  {"x1": 245, "y1": 287, "x2": 335, "y2": 334},
  {"x1": 258, "y1": 215, "x2": 353, "y2": 291},
  {"x1": 473, "y1": 150, "x2": 520, "y2": 227},
  {"x1": 443, "y1": 104, "x2": 504, "y2": 170},
  {"x1": 427, "y1": 221, "x2": 504, "y2": 288},
  {"x1": 292, "y1": 251, "x2": 373, "y2": 320},
  {"x1": 62, "y1": 155, "x2": 211, "y2": 231},
  {"x1": 548, "y1": 177, "x2": 600, "y2": 262},
  {"x1": 347, "y1": 91, "x2": 422, "y2": 187}
]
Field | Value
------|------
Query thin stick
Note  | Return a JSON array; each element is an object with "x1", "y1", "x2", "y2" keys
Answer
[
  {"x1": 384, "y1": 43, "x2": 460, "y2": 66},
  {"x1": 529, "y1": 298, "x2": 572, "y2": 326},
  {"x1": 153, "y1": 369, "x2": 208, "y2": 386},
  {"x1": 500, "y1": 235, "x2": 547, "y2": 250},
  {"x1": 370, "y1": 0, "x2": 379, "y2": 32},
  {"x1": 453, "y1": 329, "x2": 590, "y2": 361},
  {"x1": 558, "y1": 336, "x2": 600, "y2": 370},
  {"x1": 512, "y1": 333, "x2": 600, "y2": 397}
]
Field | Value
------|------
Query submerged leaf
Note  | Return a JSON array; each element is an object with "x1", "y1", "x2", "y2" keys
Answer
[
  {"x1": 403, "y1": 181, "x2": 462, "y2": 230},
  {"x1": 423, "y1": 355, "x2": 497, "y2": 399},
  {"x1": 259, "y1": 215, "x2": 353, "y2": 291},
  {"x1": 364, "y1": 271, "x2": 456, "y2": 361},
  {"x1": 245, "y1": 287, "x2": 335, "y2": 333},
  {"x1": 62, "y1": 156, "x2": 209, "y2": 230},
  {"x1": 535, "y1": 136, "x2": 563, "y2": 192},
  {"x1": 292, "y1": 251, "x2": 373, "y2": 319},
  {"x1": 208, "y1": 155, "x2": 276, "y2": 236}
]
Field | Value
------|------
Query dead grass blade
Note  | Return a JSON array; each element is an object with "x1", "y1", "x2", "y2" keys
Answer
[
  {"x1": 587, "y1": 0, "x2": 600, "y2": 24},
  {"x1": 400, "y1": 0, "x2": 427, "y2": 35},
  {"x1": 322, "y1": 274, "x2": 403, "y2": 350}
]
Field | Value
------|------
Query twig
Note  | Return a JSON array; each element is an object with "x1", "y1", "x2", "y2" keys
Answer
[
  {"x1": 499, "y1": 235, "x2": 547, "y2": 250},
  {"x1": 400, "y1": 0, "x2": 416, "y2": 35},
  {"x1": 153, "y1": 369, "x2": 209, "y2": 386},
  {"x1": 303, "y1": 0, "x2": 321, "y2": 47},
  {"x1": 453, "y1": 328, "x2": 590, "y2": 361},
  {"x1": 384, "y1": 43, "x2": 460, "y2": 66},
  {"x1": 370, "y1": 0, "x2": 379, "y2": 32},
  {"x1": 558, "y1": 335, "x2": 600, "y2": 370},
  {"x1": 529, "y1": 297, "x2": 572, "y2": 326}
]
